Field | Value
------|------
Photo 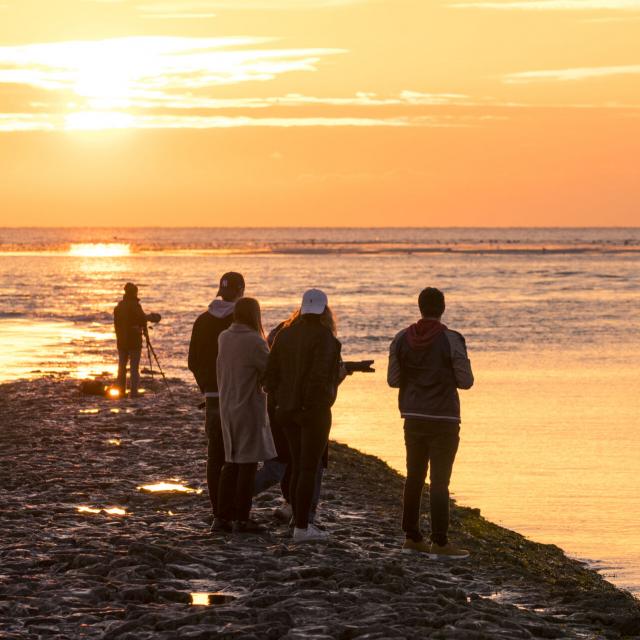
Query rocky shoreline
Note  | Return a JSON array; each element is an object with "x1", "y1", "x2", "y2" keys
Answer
[{"x1": 1, "y1": 377, "x2": 639, "y2": 639}]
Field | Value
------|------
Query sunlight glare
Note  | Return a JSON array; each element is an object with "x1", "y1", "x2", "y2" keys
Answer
[
  {"x1": 68, "y1": 243, "x2": 131, "y2": 257},
  {"x1": 65, "y1": 111, "x2": 135, "y2": 131}
]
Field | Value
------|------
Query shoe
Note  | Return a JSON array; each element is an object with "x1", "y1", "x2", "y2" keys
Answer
[
  {"x1": 274, "y1": 503, "x2": 293, "y2": 522},
  {"x1": 293, "y1": 523, "x2": 329, "y2": 543},
  {"x1": 210, "y1": 517, "x2": 232, "y2": 533},
  {"x1": 429, "y1": 542, "x2": 470, "y2": 559},
  {"x1": 233, "y1": 519, "x2": 265, "y2": 534},
  {"x1": 402, "y1": 538, "x2": 431, "y2": 554}
]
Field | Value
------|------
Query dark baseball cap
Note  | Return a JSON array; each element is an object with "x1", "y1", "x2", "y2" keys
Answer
[{"x1": 216, "y1": 272, "x2": 245, "y2": 297}]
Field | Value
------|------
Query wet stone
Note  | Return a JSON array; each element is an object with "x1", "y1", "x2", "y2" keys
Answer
[{"x1": 1, "y1": 377, "x2": 638, "y2": 640}]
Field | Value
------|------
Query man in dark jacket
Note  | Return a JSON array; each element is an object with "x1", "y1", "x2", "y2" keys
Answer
[
  {"x1": 114, "y1": 282, "x2": 150, "y2": 397},
  {"x1": 188, "y1": 271, "x2": 245, "y2": 530},
  {"x1": 387, "y1": 287, "x2": 474, "y2": 558}
]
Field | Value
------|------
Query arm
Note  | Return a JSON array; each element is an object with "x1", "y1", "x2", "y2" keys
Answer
[
  {"x1": 254, "y1": 336, "x2": 270, "y2": 381},
  {"x1": 138, "y1": 304, "x2": 149, "y2": 339},
  {"x1": 188, "y1": 317, "x2": 205, "y2": 393},
  {"x1": 303, "y1": 332, "x2": 341, "y2": 410},
  {"x1": 447, "y1": 331, "x2": 474, "y2": 390},
  {"x1": 264, "y1": 338, "x2": 280, "y2": 397},
  {"x1": 387, "y1": 331, "x2": 404, "y2": 388}
]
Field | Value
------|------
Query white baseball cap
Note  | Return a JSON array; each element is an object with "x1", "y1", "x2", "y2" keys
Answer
[{"x1": 300, "y1": 288, "x2": 328, "y2": 315}]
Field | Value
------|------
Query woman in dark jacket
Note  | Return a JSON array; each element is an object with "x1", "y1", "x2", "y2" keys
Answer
[{"x1": 265, "y1": 289, "x2": 341, "y2": 542}]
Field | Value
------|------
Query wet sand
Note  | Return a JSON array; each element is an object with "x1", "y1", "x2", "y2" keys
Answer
[{"x1": 1, "y1": 377, "x2": 639, "y2": 639}]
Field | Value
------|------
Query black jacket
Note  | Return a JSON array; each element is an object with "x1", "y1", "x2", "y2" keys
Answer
[
  {"x1": 114, "y1": 295, "x2": 148, "y2": 351},
  {"x1": 387, "y1": 327, "x2": 474, "y2": 423},
  {"x1": 188, "y1": 300, "x2": 235, "y2": 394},
  {"x1": 265, "y1": 315, "x2": 342, "y2": 413}
]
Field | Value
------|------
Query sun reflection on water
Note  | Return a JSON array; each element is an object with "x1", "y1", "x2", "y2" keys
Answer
[{"x1": 68, "y1": 243, "x2": 131, "y2": 257}]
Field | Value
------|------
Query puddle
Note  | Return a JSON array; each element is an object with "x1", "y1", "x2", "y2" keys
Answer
[
  {"x1": 76, "y1": 505, "x2": 128, "y2": 516},
  {"x1": 138, "y1": 482, "x2": 202, "y2": 494},
  {"x1": 79, "y1": 408, "x2": 100, "y2": 414},
  {"x1": 110, "y1": 409, "x2": 121, "y2": 414},
  {"x1": 107, "y1": 438, "x2": 121, "y2": 446},
  {"x1": 77, "y1": 506, "x2": 101, "y2": 514},
  {"x1": 190, "y1": 592, "x2": 236, "y2": 606}
]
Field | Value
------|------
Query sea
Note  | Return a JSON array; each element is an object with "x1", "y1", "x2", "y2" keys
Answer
[{"x1": 1, "y1": 227, "x2": 639, "y2": 596}]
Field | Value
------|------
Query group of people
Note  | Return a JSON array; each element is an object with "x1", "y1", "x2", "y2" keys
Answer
[{"x1": 114, "y1": 273, "x2": 474, "y2": 556}]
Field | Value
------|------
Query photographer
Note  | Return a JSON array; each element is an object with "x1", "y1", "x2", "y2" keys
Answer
[{"x1": 113, "y1": 282, "x2": 158, "y2": 398}]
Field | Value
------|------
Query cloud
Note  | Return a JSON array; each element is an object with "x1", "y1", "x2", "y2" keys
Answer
[
  {"x1": 85, "y1": 0, "x2": 368, "y2": 9},
  {"x1": 139, "y1": 0, "x2": 369, "y2": 8},
  {"x1": 0, "y1": 36, "x2": 345, "y2": 106},
  {"x1": 450, "y1": 0, "x2": 640, "y2": 9},
  {"x1": 0, "y1": 112, "x2": 414, "y2": 131},
  {"x1": 503, "y1": 64, "x2": 640, "y2": 83},
  {"x1": 136, "y1": 1, "x2": 217, "y2": 18}
]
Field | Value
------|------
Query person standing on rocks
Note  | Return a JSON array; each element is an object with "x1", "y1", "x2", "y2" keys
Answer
[
  {"x1": 265, "y1": 289, "x2": 342, "y2": 543},
  {"x1": 216, "y1": 297, "x2": 276, "y2": 533},
  {"x1": 114, "y1": 282, "x2": 156, "y2": 398},
  {"x1": 188, "y1": 272, "x2": 245, "y2": 530},
  {"x1": 254, "y1": 308, "x2": 325, "y2": 525},
  {"x1": 387, "y1": 287, "x2": 474, "y2": 558}
]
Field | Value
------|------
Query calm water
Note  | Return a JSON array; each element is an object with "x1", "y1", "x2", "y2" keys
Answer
[{"x1": 1, "y1": 227, "x2": 639, "y2": 595}]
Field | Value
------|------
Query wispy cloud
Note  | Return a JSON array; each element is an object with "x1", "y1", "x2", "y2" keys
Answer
[
  {"x1": 451, "y1": 0, "x2": 640, "y2": 9},
  {"x1": 85, "y1": 0, "x2": 368, "y2": 9},
  {"x1": 0, "y1": 113, "x2": 415, "y2": 131},
  {"x1": 0, "y1": 36, "x2": 344, "y2": 103},
  {"x1": 504, "y1": 64, "x2": 640, "y2": 83},
  {"x1": 137, "y1": 1, "x2": 217, "y2": 18}
]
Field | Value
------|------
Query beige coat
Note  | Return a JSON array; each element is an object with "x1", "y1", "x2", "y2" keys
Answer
[{"x1": 217, "y1": 323, "x2": 276, "y2": 463}]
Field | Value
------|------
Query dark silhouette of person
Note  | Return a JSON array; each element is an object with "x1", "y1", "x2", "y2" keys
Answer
[
  {"x1": 265, "y1": 289, "x2": 342, "y2": 543},
  {"x1": 113, "y1": 282, "x2": 152, "y2": 397},
  {"x1": 387, "y1": 287, "x2": 474, "y2": 558},
  {"x1": 188, "y1": 271, "x2": 245, "y2": 530}
]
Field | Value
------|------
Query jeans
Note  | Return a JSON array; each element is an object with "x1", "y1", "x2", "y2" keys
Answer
[
  {"x1": 402, "y1": 419, "x2": 460, "y2": 546},
  {"x1": 117, "y1": 348, "x2": 141, "y2": 394},
  {"x1": 280, "y1": 408, "x2": 332, "y2": 529},
  {"x1": 205, "y1": 397, "x2": 226, "y2": 516},
  {"x1": 218, "y1": 462, "x2": 258, "y2": 522},
  {"x1": 254, "y1": 458, "x2": 323, "y2": 515}
]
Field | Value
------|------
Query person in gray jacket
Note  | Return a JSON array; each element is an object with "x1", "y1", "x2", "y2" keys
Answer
[
  {"x1": 388, "y1": 287, "x2": 473, "y2": 558},
  {"x1": 216, "y1": 297, "x2": 276, "y2": 533}
]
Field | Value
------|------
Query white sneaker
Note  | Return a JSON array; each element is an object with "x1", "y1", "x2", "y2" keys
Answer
[
  {"x1": 274, "y1": 503, "x2": 293, "y2": 522},
  {"x1": 293, "y1": 524, "x2": 329, "y2": 543}
]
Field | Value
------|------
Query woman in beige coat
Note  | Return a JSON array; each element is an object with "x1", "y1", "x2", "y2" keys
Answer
[{"x1": 215, "y1": 297, "x2": 276, "y2": 533}]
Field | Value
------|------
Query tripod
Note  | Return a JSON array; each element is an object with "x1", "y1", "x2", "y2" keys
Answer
[{"x1": 144, "y1": 333, "x2": 175, "y2": 402}]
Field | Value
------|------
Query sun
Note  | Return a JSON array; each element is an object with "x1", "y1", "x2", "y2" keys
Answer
[{"x1": 68, "y1": 243, "x2": 131, "y2": 257}]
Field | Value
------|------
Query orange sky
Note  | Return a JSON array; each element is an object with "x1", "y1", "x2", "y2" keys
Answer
[{"x1": 0, "y1": 0, "x2": 639, "y2": 226}]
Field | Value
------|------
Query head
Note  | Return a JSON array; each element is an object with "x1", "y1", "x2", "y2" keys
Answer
[
  {"x1": 300, "y1": 288, "x2": 337, "y2": 336},
  {"x1": 233, "y1": 297, "x2": 265, "y2": 338},
  {"x1": 418, "y1": 287, "x2": 445, "y2": 319},
  {"x1": 123, "y1": 282, "x2": 138, "y2": 298},
  {"x1": 217, "y1": 271, "x2": 245, "y2": 302}
]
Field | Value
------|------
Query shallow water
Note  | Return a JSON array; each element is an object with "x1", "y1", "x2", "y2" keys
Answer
[{"x1": 0, "y1": 227, "x2": 639, "y2": 595}]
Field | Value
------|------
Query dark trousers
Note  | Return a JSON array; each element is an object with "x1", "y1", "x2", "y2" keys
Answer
[
  {"x1": 205, "y1": 397, "x2": 225, "y2": 516},
  {"x1": 402, "y1": 419, "x2": 460, "y2": 546},
  {"x1": 280, "y1": 408, "x2": 332, "y2": 529},
  {"x1": 218, "y1": 462, "x2": 258, "y2": 522},
  {"x1": 117, "y1": 348, "x2": 141, "y2": 394}
]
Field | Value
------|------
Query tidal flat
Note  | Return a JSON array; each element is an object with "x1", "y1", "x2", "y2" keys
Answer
[{"x1": 1, "y1": 377, "x2": 638, "y2": 639}]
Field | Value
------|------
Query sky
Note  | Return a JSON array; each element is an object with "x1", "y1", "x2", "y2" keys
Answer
[{"x1": 0, "y1": 0, "x2": 638, "y2": 226}]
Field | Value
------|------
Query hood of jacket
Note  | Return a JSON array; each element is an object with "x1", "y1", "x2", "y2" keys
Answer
[
  {"x1": 208, "y1": 298, "x2": 235, "y2": 319},
  {"x1": 406, "y1": 319, "x2": 447, "y2": 350}
]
